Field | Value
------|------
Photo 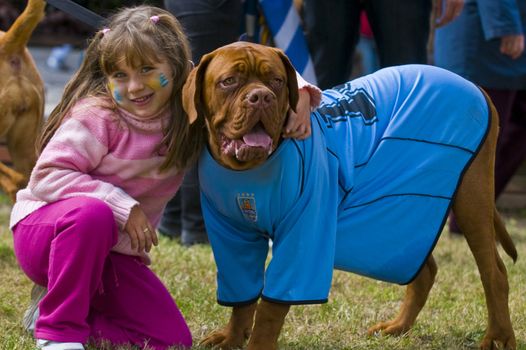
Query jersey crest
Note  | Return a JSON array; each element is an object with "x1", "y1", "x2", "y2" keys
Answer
[{"x1": 237, "y1": 193, "x2": 258, "y2": 222}]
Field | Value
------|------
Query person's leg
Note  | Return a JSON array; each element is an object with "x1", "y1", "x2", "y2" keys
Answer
[
  {"x1": 89, "y1": 253, "x2": 192, "y2": 350},
  {"x1": 449, "y1": 89, "x2": 518, "y2": 233},
  {"x1": 492, "y1": 89, "x2": 526, "y2": 197},
  {"x1": 13, "y1": 197, "x2": 117, "y2": 343},
  {"x1": 303, "y1": 0, "x2": 361, "y2": 89},
  {"x1": 157, "y1": 191, "x2": 182, "y2": 239},
  {"x1": 162, "y1": 0, "x2": 243, "y2": 245},
  {"x1": 365, "y1": 0, "x2": 431, "y2": 67},
  {"x1": 179, "y1": 165, "x2": 208, "y2": 245},
  {"x1": 164, "y1": 0, "x2": 242, "y2": 63}
]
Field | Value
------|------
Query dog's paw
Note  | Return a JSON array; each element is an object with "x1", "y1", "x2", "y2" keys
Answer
[
  {"x1": 479, "y1": 336, "x2": 516, "y2": 350},
  {"x1": 200, "y1": 329, "x2": 246, "y2": 349},
  {"x1": 367, "y1": 320, "x2": 411, "y2": 337}
]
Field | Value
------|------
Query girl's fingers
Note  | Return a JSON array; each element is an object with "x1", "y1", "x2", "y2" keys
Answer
[
  {"x1": 143, "y1": 227, "x2": 153, "y2": 253},
  {"x1": 151, "y1": 226, "x2": 159, "y2": 246},
  {"x1": 129, "y1": 229, "x2": 138, "y2": 251},
  {"x1": 136, "y1": 228, "x2": 146, "y2": 253}
]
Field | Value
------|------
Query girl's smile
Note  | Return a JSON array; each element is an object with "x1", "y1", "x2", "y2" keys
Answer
[{"x1": 108, "y1": 59, "x2": 174, "y2": 118}]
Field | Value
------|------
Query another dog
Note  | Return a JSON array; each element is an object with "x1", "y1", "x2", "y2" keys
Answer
[
  {"x1": 183, "y1": 42, "x2": 517, "y2": 350},
  {"x1": 0, "y1": 0, "x2": 45, "y2": 201}
]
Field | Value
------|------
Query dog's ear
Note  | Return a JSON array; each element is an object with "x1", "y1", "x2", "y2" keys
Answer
[
  {"x1": 182, "y1": 52, "x2": 214, "y2": 124},
  {"x1": 274, "y1": 48, "x2": 299, "y2": 113}
]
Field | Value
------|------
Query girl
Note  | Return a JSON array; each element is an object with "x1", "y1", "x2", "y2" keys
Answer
[{"x1": 10, "y1": 5, "x2": 320, "y2": 350}]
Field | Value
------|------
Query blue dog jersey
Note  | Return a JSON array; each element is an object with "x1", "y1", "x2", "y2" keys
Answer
[{"x1": 199, "y1": 64, "x2": 490, "y2": 306}]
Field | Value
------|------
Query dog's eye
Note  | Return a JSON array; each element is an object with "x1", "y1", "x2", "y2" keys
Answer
[
  {"x1": 220, "y1": 77, "x2": 237, "y2": 87},
  {"x1": 270, "y1": 78, "x2": 284, "y2": 89}
]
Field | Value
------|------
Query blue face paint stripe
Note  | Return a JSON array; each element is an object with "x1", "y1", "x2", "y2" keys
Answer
[
  {"x1": 113, "y1": 90, "x2": 122, "y2": 102},
  {"x1": 159, "y1": 73, "x2": 169, "y2": 87}
]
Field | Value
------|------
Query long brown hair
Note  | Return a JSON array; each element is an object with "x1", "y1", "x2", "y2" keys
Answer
[{"x1": 37, "y1": 5, "x2": 206, "y2": 171}]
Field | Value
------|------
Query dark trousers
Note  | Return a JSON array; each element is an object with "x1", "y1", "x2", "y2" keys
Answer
[
  {"x1": 160, "y1": 0, "x2": 242, "y2": 244},
  {"x1": 302, "y1": 0, "x2": 432, "y2": 89}
]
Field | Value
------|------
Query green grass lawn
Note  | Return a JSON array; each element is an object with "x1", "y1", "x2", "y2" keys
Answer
[{"x1": 0, "y1": 193, "x2": 524, "y2": 349}]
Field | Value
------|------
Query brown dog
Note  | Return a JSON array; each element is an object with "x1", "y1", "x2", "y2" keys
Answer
[
  {"x1": 0, "y1": 0, "x2": 45, "y2": 201},
  {"x1": 183, "y1": 42, "x2": 517, "y2": 350}
]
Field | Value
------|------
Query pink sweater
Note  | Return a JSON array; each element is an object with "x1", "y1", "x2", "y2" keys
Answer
[
  {"x1": 10, "y1": 76, "x2": 321, "y2": 262},
  {"x1": 10, "y1": 97, "x2": 184, "y2": 261}
]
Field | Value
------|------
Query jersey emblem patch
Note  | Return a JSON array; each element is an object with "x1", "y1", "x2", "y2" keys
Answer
[{"x1": 237, "y1": 193, "x2": 257, "y2": 222}]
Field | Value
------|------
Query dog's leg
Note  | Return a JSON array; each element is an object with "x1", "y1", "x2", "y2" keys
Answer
[
  {"x1": 247, "y1": 300, "x2": 290, "y2": 350},
  {"x1": 453, "y1": 104, "x2": 516, "y2": 349},
  {"x1": 367, "y1": 255, "x2": 437, "y2": 336},
  {"x1": 6, "y1": 107, "x2": 41, "y2": 178},
  {"x1": 201, "y1": 303, "x2": 257, "y2": 349},
  {"x1": 0, "y1": 162, "x2": 25, "y2": 201}
]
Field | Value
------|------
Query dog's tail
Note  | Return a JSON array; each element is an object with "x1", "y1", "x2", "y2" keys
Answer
[
  {"x1": 0, "y1": 0, "x2": 46, "y2": 55},
  {"x1": 494, "y1": 207, "x2": 518, "y2": 263}
]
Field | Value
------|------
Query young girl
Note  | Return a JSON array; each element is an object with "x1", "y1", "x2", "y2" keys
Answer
[{"x1": 9, "y1": 5, "x2": 320, "y2": 350}]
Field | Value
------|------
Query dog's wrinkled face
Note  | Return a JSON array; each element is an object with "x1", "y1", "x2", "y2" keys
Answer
[{"x1": 183, "y1": 42, "x2": 299, "y2": 170}]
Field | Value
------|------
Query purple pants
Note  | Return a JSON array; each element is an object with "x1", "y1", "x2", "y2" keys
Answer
[{"x1": 12, "y1": 197, "x2": 192, "y2": 349}]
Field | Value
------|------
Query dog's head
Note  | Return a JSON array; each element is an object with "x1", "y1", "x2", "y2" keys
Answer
[{"x1": 183, "y1": 42, "x2": 299, "y2": 170}]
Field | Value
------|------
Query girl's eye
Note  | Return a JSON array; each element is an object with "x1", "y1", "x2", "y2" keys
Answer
[
  {"x1": 220, "y1": 77, "x2": 237, "y2": 87},
  {"x1": 113, "y1": 72, "x2": 126, "y2": 79},
  {"x1": 141, "y1": 66, "x2": 154, "y2": 74}
]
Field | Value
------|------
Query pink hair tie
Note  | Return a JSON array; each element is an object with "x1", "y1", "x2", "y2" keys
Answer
[
  {"x1": 101, "y1": 28, "x2": 110, "y2": 35},
  {"x1": 150, "y1": 15, "x2": 160, "y2": 24}
]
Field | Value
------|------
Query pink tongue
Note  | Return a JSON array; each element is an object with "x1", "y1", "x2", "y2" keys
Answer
[{"x1": 242, "y1": 125, "x2": 272, "y2": 148}]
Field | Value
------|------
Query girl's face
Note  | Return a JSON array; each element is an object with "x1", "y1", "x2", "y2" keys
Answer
[{"x1": 107, "y1": 58, "x2": 174, "y2": 118}]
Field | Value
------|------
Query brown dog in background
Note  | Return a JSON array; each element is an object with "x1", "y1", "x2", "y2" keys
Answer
[
  {"x1": 0, "y1": 0, "x2": 45, "y2": 201},
  {"x1": 183, "y1": 42, "x2": 517, "y2": 350}
]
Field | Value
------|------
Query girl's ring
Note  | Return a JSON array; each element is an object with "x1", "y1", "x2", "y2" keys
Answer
[{"x1": 143, "y1": 228, "x2": 150, "y2": 233}]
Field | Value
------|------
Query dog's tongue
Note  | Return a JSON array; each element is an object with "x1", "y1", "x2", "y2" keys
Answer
[{"x1": 242, "y1": 125, "x2": 272, "y2": 150}]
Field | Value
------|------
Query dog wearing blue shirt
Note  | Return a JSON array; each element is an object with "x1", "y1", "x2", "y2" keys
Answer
[{"x1": 182, "y1": 42, "x2": 517, "y2": 350}]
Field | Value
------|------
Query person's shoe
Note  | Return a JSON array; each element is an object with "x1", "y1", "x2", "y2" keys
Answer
[
  {"x1": 36, "y1": 339, "x2": 84, "y2": 350},
  {"x1": 22, "y1": 283, "x2": 47, "y2": 333}
]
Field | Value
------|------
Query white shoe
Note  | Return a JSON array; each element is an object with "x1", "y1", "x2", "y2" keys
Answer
[
  {"x1": 36, "y1": 339, "x2": 85, "y2": 350},
  {"x1": 22, "y1": 284, "x2": 47, "y2": 333}
]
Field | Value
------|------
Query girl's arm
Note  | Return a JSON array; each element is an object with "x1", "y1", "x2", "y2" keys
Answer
[{"x1": 283, "y1": 72, "x2": 322, "y2": 140}]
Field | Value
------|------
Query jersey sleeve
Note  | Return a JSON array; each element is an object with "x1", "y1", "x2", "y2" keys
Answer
[
  {"x1": 200, "y1": 192, "x2": 270, "y2": 306},
  {"x1": 261, "y1": 124, "x2": 339, "y2": 304}
]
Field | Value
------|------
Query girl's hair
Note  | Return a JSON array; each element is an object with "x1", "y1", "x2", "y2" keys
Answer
[{"x1": 37, "y1": 5, "x2": 206, "y2": 171}]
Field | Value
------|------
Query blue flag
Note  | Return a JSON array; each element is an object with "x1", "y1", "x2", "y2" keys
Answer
[{"x1": 259, "y1": 0, "x2": 318, "y2": 85}]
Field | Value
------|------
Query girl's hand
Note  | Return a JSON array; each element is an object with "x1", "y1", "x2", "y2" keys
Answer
[
  {"x1": 124, "y1": 205, "x2": 158, "y2": 253},
  {"x1": 283, "y1": 89, "x2": 312, "y2": 140}
]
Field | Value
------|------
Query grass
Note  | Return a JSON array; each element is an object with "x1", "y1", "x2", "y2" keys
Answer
[{"x1": 0, "y1": 193, "x2": 525, "y2": 349}]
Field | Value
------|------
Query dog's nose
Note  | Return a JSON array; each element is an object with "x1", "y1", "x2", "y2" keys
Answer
[{"x1": 246, "y1": 88, "x2": 274, "y2": 108}]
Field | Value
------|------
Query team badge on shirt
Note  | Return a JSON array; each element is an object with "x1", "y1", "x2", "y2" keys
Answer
[{"x1": 237, "y1": 193, "x2": 257, "y2": 222}]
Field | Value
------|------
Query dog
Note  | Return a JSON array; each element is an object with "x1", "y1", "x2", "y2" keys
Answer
[
  {"x1": 182, "y1": 42, "x2": 517, "y2": 350},
  {"x1": 0, "y1": 0, "x2": 45, "y2": 201}
]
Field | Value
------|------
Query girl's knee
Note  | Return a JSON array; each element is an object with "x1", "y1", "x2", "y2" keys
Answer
[{"x1": 60, "y1": 197, "x2": 117, "y2": 243}]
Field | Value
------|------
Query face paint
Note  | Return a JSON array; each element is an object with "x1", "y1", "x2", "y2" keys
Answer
[
  {"x1": 147, "y1": 73, "x2": 170, "y2": 90},
  {"x1": 113, "y1": 90, "x2": 123, "y2": 103},
  {"x1": 159, "y1": 73, "x2": 169, "y2": 87},
  {"x1": 108, "y1": 81, "x2": 123, "y2": 103}
]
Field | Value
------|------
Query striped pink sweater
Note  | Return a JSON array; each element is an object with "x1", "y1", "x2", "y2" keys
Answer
[{"x1": 10, "y1": 97, "x2": 184, "y2": 261}]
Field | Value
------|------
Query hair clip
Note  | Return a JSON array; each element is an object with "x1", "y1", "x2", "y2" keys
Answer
[
  {"x1": 101, "y1": 28, "x2": 110, "y2": 35},
  {"x1": 188, "y1": 60, "x2": 195, "y2": 69},
  {"x1": 150, "y1": 15, "x2": 160, "y2": 24}
]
